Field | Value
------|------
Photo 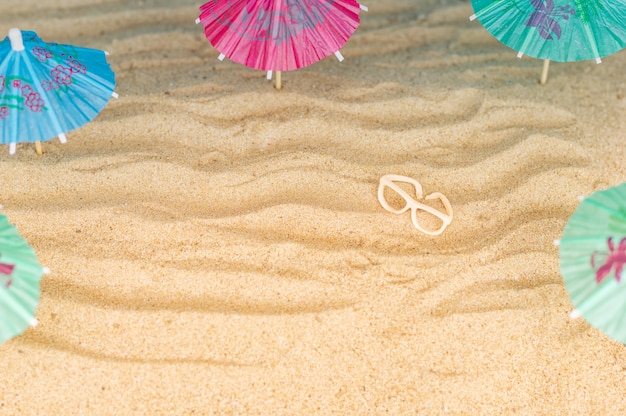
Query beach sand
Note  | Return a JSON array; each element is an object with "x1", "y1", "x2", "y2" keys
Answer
[{"x1": 1, "y1": 0, "x2": 626, "y2": 414}]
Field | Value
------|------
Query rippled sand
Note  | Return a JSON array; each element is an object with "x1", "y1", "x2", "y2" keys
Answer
[{"x1": 1, "y1": 0, "x2": 626, "y2": 414}]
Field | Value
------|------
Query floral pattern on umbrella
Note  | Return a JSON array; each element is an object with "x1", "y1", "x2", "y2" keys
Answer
[
  {"x1": 197, "y1": 0, "x2": 365, "y2": 72},
  {"x1": 0, "y1": 213, "x2": 47, "y2": 345},
  {"x1": 0, "y1": 29, "x2": 117, "y2": 153},
  {"x1": 220, "y1": 0, "x2": 334, "y2": 44},
  {"x1": 0, "y1": 255, "x2": 14, "y2": 288},
  {"x1": 591, "y1": 237, "x2": 626, "y2": 283},
  {"x1": 559, "y1": 182, "x2": 626, "y2": 344},
  {"x1": 470, "y1": 0, "x2": 626, "y2": 62},
  {"x1": 525, "y1": 0, "x2": 576, "y2": 40}
]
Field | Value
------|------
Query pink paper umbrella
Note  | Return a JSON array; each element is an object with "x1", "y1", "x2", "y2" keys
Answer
[{"x1": 196, "y1": 0, "x2": 367, "y2": 88}]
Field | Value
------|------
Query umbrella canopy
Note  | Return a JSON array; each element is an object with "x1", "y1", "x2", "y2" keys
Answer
[
  {"x1": 196, "y1": 0, "x2": 366, "y2": 73},
  {"x1": 0, "y1": 212, "x2": 48, "y2": 345},
  {"x1": 559, "y1": 183, "x2": 626, "y2": 344},
  {"x1": 470, "y1": 0, "x2": 626, "y2": 63},
  {"x1": 0, "y1": 28, "x2": 117, "y2": 154}
]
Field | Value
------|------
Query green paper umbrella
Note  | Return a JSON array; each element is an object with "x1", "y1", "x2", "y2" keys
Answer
[
  {"x1": 558, "y1": 183, "x2": 626, "y2": 344},
  {"x1": 0, "y1": 211, "x2": 47, "y2": 344},
  {"x1": 470, "y1": 0, "x2": 626, "y2": 82}
]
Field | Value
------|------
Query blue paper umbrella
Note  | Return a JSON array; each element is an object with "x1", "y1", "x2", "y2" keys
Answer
[
  {"x1": 0, "y1": 28, "x2": 117, "y2": 154},
  {"x1": 0, "y1": 211, "x2": 48, "y2": 345}
]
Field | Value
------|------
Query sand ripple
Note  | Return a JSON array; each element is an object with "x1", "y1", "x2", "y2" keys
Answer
[{"x1": 1, "y1": 0, "x2": 626, "y2": 414}]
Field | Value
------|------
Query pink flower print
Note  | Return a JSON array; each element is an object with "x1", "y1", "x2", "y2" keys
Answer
[
  {"x1": 21, "y1": 84, "x2": 34, "y2": 97},
  {"x1": 66, "y1": 58, "x2": 86, "y2": 74},
  {"x1": 17, "y1": 84, "x2": 44, "y2": 111},
  {"x1": 24, "y1": 92, "x2": 45, "y2": 112},
  {"x1": 51, "y1": 65, "x2": 72, "y2": 86},
  {"x1": 591, "y1": 237, "x2": 626, "y2": 283},
  {"x1": 0, "y1": 106, "x2": 8, "y2": 120},
  {"x1": 41, "y1": 79, "x2": 59, "y2": 92},
  {"x1": 12, "y1": 79, "x2": 21, "y2": 88},
  {"x1": 0, "y1": 261, "x2": 14, "y2": 276},
  {"x1": 31, "y1": 46, "x2": 53, "y2": 62},
  {"x1": 0, "y1": 255, "x2": 14, "y2": 288},
  {"x1": 0, "y1": 76, "x2": 4, "y2": 93}
]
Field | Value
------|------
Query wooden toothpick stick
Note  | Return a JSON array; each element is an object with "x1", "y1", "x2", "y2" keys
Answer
[
  {"x1": 540, "y1": 59, "x2": 550, "y2": 85},
  {"x1": 275, "y1": 71, "x2": 282, "y2": 90}
]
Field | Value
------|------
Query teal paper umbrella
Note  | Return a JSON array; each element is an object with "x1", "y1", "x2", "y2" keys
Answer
[
  {"x1": 470, "y1": 0, "x2": 626, "y2": 83},
  {"x1": 558, "y1": 183, "x2": 626, "y2": 344},
  {"x1": 0, "y1": 211, "x2": 48, "y2": 344}
]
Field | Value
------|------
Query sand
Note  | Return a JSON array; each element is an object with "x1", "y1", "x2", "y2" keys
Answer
[{"x1": 1, "y1": 0, "x2": 626, "y2": 414}]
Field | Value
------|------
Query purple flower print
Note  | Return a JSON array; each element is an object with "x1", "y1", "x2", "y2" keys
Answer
[
  {"x1": 50, "y1": 65, "x2": 72, "y2": 86},
  {"x1": 0, "y1": 75, "x2": 4, "y2": 93},
  {"x1": 31, "y1": 46, "x2": 53, "y2": 62},
  {"x1": 525, "y1": 0, "x2": 576, "y2": 40},
  {"x1": 239, "y1": 0, "x2": 331, "y2": 44},
  {"x1": 0, "y1": 106, "x2": 8, "y2": 120}
]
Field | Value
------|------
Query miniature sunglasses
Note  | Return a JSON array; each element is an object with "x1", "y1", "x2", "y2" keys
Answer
[{"x1": 378, "y1": 174, "x2": 453, "y2": 236}]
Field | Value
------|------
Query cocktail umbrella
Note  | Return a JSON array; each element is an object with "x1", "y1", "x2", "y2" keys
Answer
[
  {"x1": 469, "y1": 0, "x2": 626, "y2": 84},
  {"x1": 0, "y1": 210, "x2": 49, "y2": 345},
  {"x1": 557, "y1": 183, "x2": 626, "y2": 344},
  {"x1": 196, "y1": 0, "x2": 368, "y2": 89},
  {"x1": 0, "y1": 28, "x2": 118, "y2": 154}
]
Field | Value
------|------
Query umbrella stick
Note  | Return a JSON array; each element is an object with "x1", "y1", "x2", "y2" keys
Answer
[
  {"x1": 275, "y1": 71, "x2": 282, "y2": 90},
  {"x1": 35, "y1": 141, "x2": 42, "y2": 155},
  {"x1": 540, "y1": 59, "x2": 550, "y2": 85}
]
